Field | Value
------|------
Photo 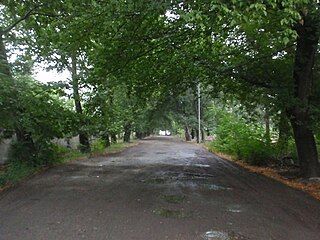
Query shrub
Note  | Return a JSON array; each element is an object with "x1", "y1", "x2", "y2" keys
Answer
[
  {"x1": 4, "y1": 77, "x2": 77, "y2": 167},
  {"x1": 91, "y1": 138, "x2": 106, "y2": 154},
  {"x1": 0, "y1": 161, "x2": 38, "y2": 187},
  {"x1": 209, "y1": 110, "x2": 275, "y2": 166},
  {"x1": 8, "y1": 140, "x2": 57, "y2": 166}
]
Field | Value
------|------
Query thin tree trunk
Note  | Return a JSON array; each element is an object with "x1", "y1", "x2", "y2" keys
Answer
[
  {"x1": 102, "y1": 132, "x2": 110, "y2": 147},
  {"x1": 123, "y1": 123, "x2": 131, "y2": 143},
  {"x1": 201, "y1": 129, "x2": 205, "y2": 142},
  {"x1": 71, "y1": 54, "x2": 90, "y2": 152},
  {"x1": 111, "y1": 133, "x2": 117, "y2": 143},
  {"x1": 196, "y1": 128, "x2": 200, "y2": 143},
  {"x1": 288, "y1": 12, "x2": 320, "y2": 177},
  {"x1": 185, "y1": 126, "x2": 191, "y2": 141},
  {"x1": 191, "y1": 128, "x2": 195, "y2": 139}
]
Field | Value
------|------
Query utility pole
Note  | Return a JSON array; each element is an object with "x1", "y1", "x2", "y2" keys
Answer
[{"x1": 197, "y1": 83, "x2": 201, "y2": 143}]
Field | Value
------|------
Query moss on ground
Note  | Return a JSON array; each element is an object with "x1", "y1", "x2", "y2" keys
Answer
[{"x1": 162, "y1": 194, "x2": 186, "y2": 204}]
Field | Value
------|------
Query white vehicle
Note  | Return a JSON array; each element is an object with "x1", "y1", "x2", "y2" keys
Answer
[{"x1": 159, "y1": 130, "x2": 171, "y2": 136}]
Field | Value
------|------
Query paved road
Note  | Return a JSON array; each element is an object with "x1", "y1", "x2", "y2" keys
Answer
[{"x1": 0, "y1": 137, "x2": 319, "y2": 240}]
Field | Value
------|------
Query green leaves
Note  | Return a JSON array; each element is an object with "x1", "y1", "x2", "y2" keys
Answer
[{"x1": 14, "y1": 76, "x2": 76, "y2": 141}]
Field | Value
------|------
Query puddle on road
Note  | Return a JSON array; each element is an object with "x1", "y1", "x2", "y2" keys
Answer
[
  {"x1": 192, "y1": 164, "x2": 211, "y2": 168},
  {"x1": 228, "y1": 208, "x2": 242, "y2": 213},
  {"x1": 143, "y1": 178, "x2": 232, "y2": 192},
  {"x1": 207, "y1": 184, "x2": 232, "y2": 191},
  {"x1": 227, "y1": 205, "x2": 242, "y2": 213},
  {"x1": 203, "y1": 231, "x2": 230, "y2": 240},
  {"x1": 142, "y1": 171, "x2": 232, "y2": 191},
  {"x1": 67, "y1": 174, "x2": 107, "y2": 180},
  {"x1": 178, "y1": 172, "x2": 214, "y2": 179},
  {"x1": 203, "y1": 231, "x2": 249, "y2": 240},
  {"x1": 68, "y1": 175, "x2": 87, "y2": 180},
  {"x1": 155, "y1": 171, "x2": 214, "y2": 180},
  {"x1": 176, "y1": 181, "x2": 232, "y2": 191},
  {"x1": 156, "y1": 151, "x2": 167, "y2": 155}
]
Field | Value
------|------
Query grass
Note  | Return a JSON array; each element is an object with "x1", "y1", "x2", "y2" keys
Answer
[
  {"x1": 54, "y1": 145, "x2": 86, "y2": 164},
  {"x1": 0, "y1": 162, "x2": 38, "y2": 190},
  {"x1": 90, "y1": 139, "x2": 138, "y2": 157},
  {"x1": 106, "y1": 141, "x2": 137, "y2": 153},
  {"x1": 0, "y1": 139, "x2": 138, "y2": 191}
]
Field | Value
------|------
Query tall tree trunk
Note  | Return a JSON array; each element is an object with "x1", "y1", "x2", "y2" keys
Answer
[
  {"x1": 290, "y1": 118, "x2": 319, "y2": 177},
  {"x1": 123, "y1": 123, "x2": 131, "y2": 143},
  {"x1": 196, "y1": 128, "x2": 200, "y2": 143},
  {"x1": 136, "y1": 131, "x2": 143, "y2": 139},
  {"x1": 71, "y1": 54, "x2": 90, "y2": 153},
  {"x1": 102, "y1": 132, "x2": 110, "y2": 147},
  {"x1": 201, "y1": 129, "x2": 205, "y2": 142},
  {"x1": 287, "y1": 13, "x2": 320, "y2": 177},
  {"x1": 191, "y1": 128, "x2": 195, "y2": 139},
  {"x1": 184, "y1": 125, "x2": 191, "y2": 141},
  {"x1": 0, "y1": 32, "x2": 11, "y2": 77}
]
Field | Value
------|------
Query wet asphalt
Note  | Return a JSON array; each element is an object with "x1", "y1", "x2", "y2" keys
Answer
[{"x1": 0, "y1": 136, "x2": 319, "y2": 240}]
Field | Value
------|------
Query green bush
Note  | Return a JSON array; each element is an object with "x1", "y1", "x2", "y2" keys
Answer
[
  {"x1": 1, "y1": 143, "x2": 84, "y2": 188},
  {"x1": 3, "y1": 77, "x2": 78, "y2": 168},
  {"x1": 0, "y1": 161, "x2": 38, "y2": 187},
  {"x1": 52, "y1": 144, "x2": 85, "y2": 163},
  {"x1": 8, "y1": 140, "x2": 57, "y2": 166},
  {"x1": 209, "y1": 110, "x2": 275, "y2": 166},
  {"x1": 91, "y1": 138, "x2": 107, "y2": 154}
]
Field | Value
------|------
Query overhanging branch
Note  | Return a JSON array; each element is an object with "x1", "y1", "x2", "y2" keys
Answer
[{"x1": 2, "y1": 7, "x2": 38, "y2": 35}]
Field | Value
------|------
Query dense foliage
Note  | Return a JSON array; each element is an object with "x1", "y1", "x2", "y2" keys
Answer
[{"x1": 206, "y1": 101, "x2": 299, "y2": 166}]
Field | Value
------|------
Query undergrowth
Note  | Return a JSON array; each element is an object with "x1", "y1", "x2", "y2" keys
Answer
[
  {"x1": 207, "y1": 109, "x2": 299, "y2": 166},
  {"x1": 0, "y1": 138, "x2": 135, "y2": 190}
]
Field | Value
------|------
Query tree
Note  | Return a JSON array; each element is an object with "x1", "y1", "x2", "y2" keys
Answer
[{"x1": 287, "y1": 5, "x2": 320, "y2": 177}]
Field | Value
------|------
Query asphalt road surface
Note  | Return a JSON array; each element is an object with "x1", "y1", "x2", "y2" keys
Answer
[{"x1": 0, "y1": 137, "x2": 319, "y2": 240}]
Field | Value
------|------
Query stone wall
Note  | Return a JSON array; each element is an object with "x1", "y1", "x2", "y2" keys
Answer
[
  {"x1": 52, "y1": 136, "x2": 80, "y2": 150},
  {"x1": 0, "y1": 139, "x2": 12, "y2": 164}
]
